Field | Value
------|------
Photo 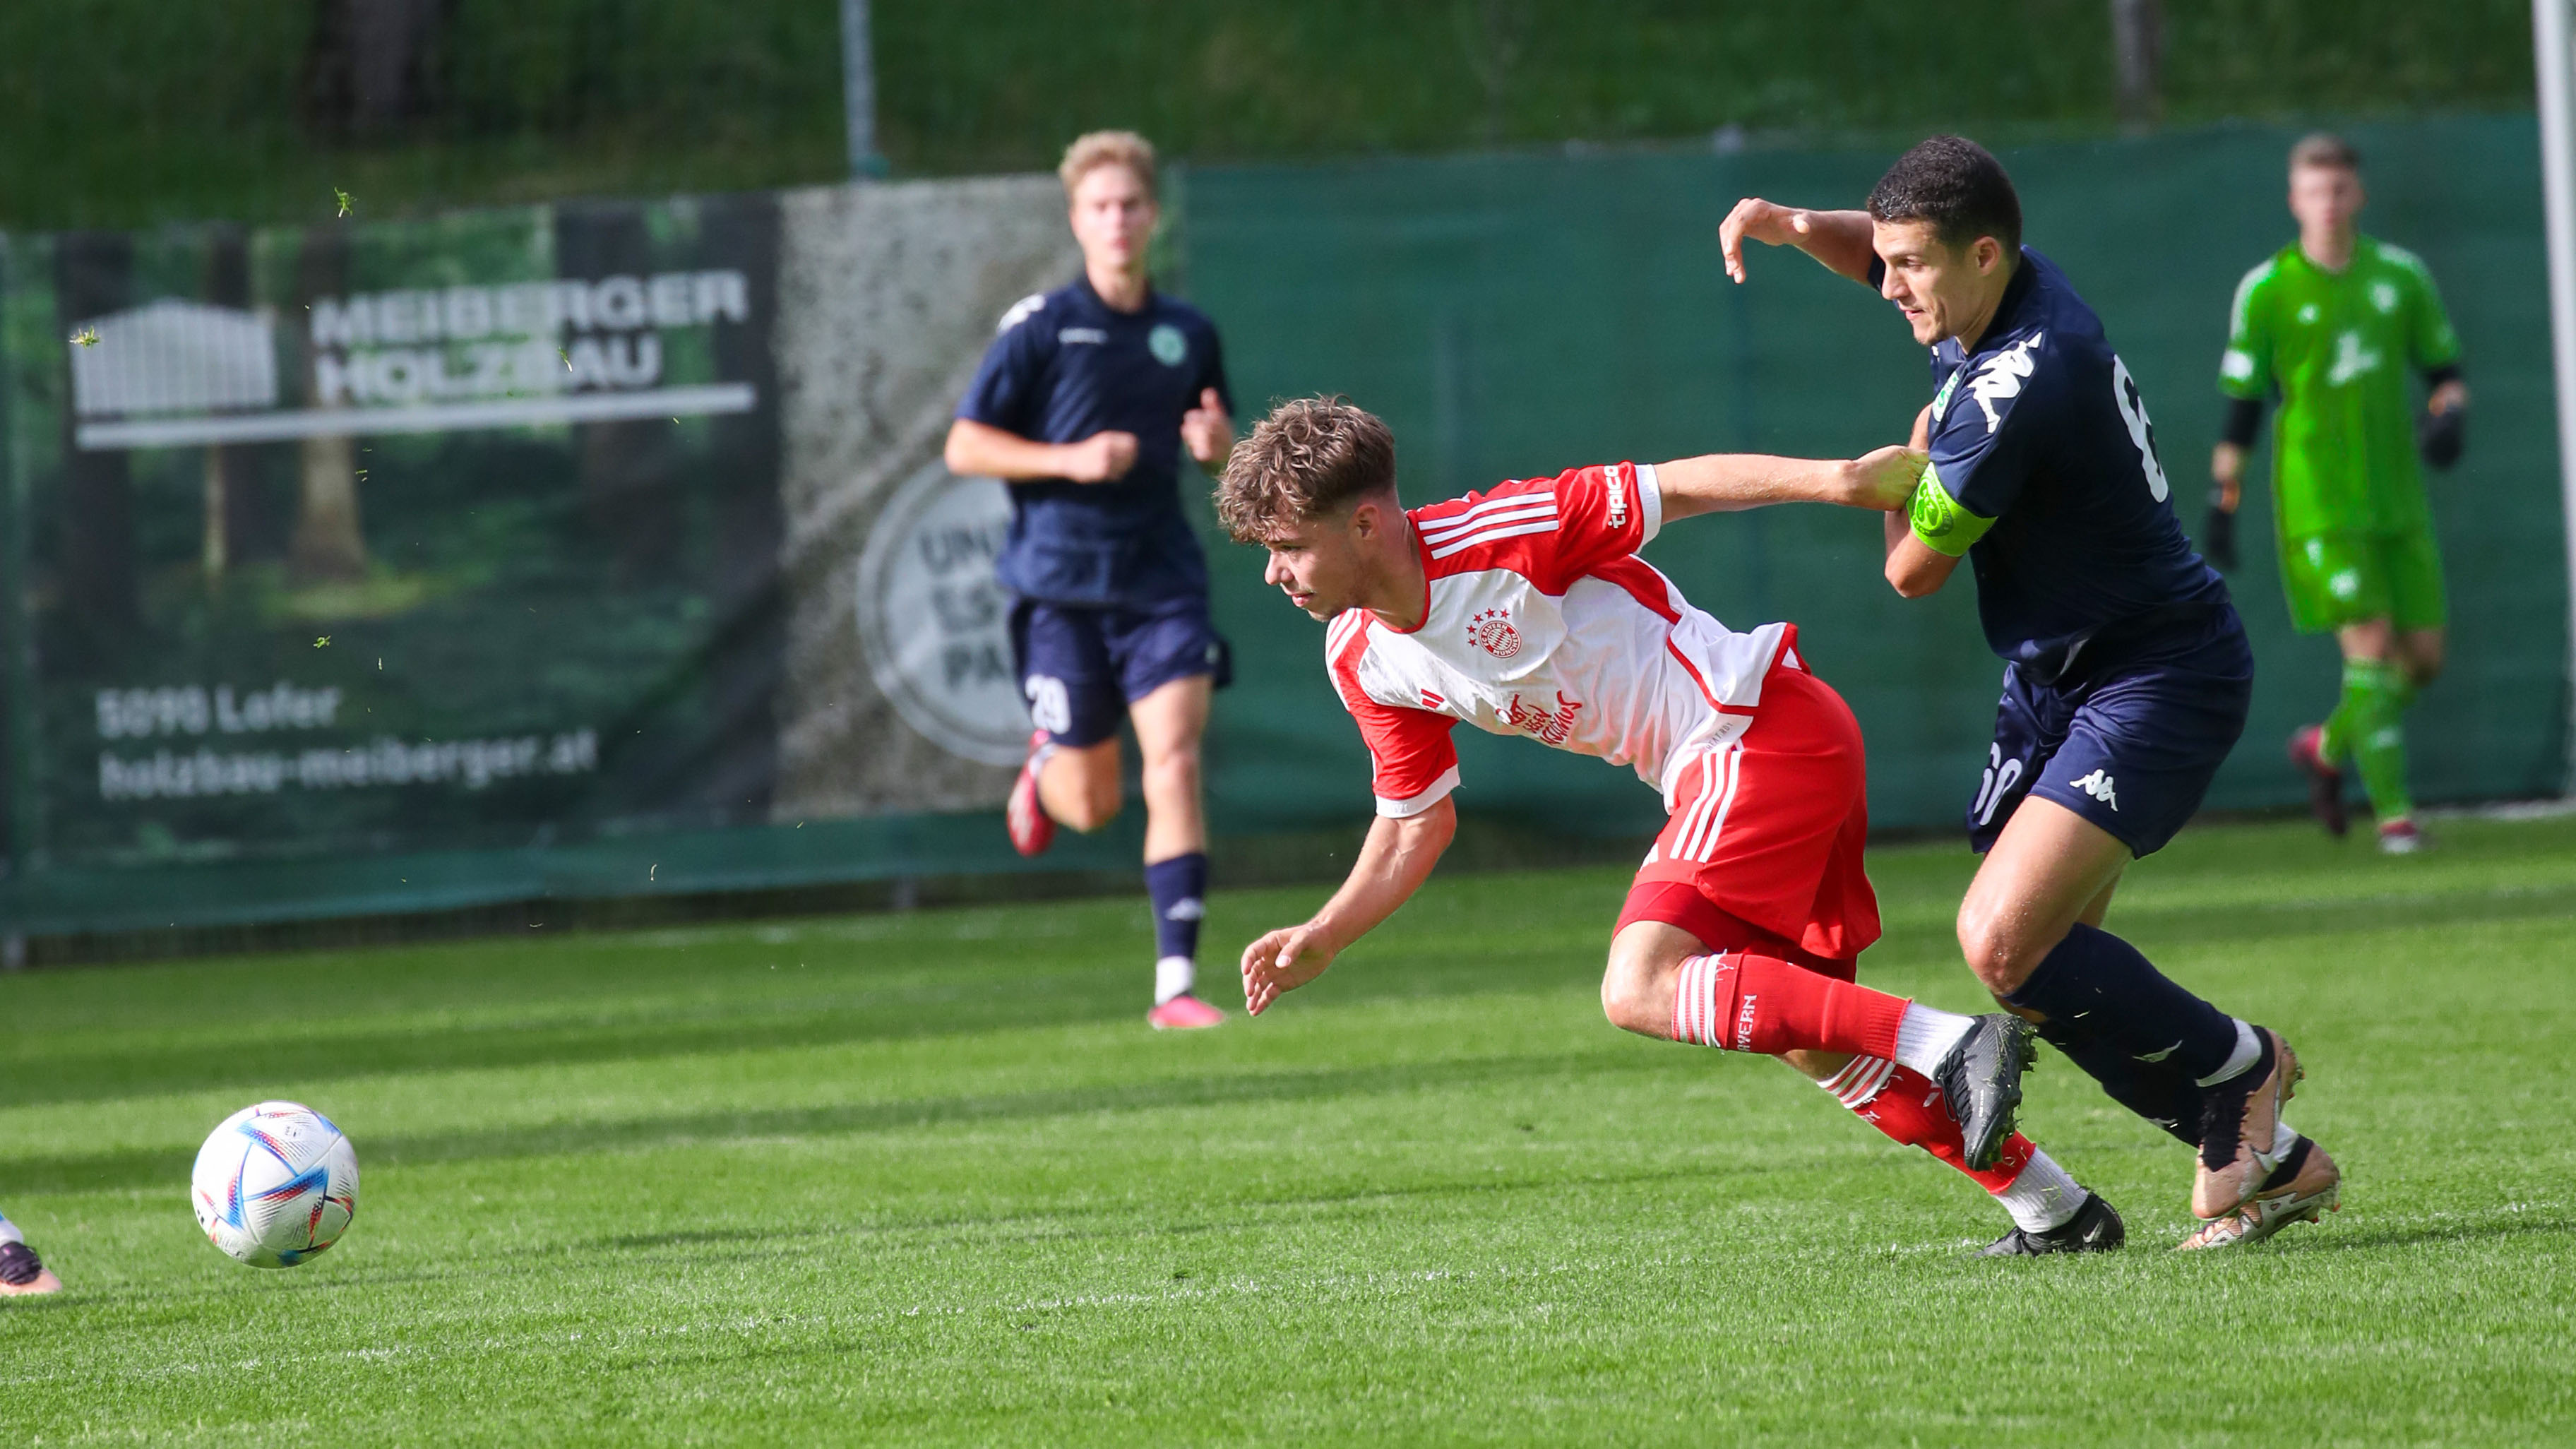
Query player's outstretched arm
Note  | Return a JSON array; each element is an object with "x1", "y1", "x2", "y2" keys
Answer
[
  {"x1": 944, "y1": 417, "x2": 1138, "y2": 484},
  {"x1": 1719, "y1": 200, "x2": 1877, "y2": 285},
  {"x1": 1240, "y1": 799, "x2": 1455, "y2": 1016},
  {"x1": 1654, "y1": 445, "x2": 1921, "y2": 523}
]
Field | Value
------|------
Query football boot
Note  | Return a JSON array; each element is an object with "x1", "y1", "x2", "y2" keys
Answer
[
  {"x1": 1934, "y1": 1013, "x2": 2037, "y2": 1172},
  {"x1": 1006, "y1": 732, "x2": 1056, "y2": 857},
  {"x1": 2193, "y1": 1027, "x2": 2298, "y2": 1220},
  {"x1": 1147, "y1": 994, "x2": 1224, "y2": 1030},
  {"x1": 2178, "y1": 1137, "x2": 2341, "y2": 1251},
  {"x1": 2286, "y1": 724, "x2": 2347, "y2": 837},
  {"x1": 1979, "y1": 1191, "x2": 2125, "y2": 1257}
]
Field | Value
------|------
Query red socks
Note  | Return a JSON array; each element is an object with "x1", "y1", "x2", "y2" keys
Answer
[
  {"x1": 1670, "y1": 950, "x2": 1909, "y2": 1059},
  {"x1": 1824, "y1": 1058, "x2": 2032, "y2": 1193}
]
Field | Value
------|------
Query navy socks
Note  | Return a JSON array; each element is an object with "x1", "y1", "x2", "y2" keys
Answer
[
  {"x1": 2034, "y1": 1018, "x2": 2202, "y2": 1145},
  {"x1": 1145, "y1": 852, "x2": 1208, "y2": 965},
  {"x1": 2004, "y1": 922, "x2": 2241, "y2": 1082}
]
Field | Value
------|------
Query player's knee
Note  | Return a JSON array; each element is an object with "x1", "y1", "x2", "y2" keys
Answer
[
  {"x1": 1955, "y1": 902, "x2": 2034, "y2": 994},
  {"x1": 1141, "y1": 741, "x2": 1203, "y2": 795},
  {"x1": 1598, "y1": 946, "x2": 1667, "y2": 1037}
]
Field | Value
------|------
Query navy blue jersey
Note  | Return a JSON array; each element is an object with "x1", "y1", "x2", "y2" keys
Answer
[
  {"x1": 955, "y1": 275, "x2": 1232, "y2": 608},
  {"x1": 1917, "y1": 249, "x2": 2229, "y2": 681}
]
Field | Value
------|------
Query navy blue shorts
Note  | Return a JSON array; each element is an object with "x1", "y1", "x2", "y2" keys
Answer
[
  {"x1": 1009, "y1": 597, "x2": 1229, "y2": 748},
  {"x1": 1967, "y1": 609, "x2": 2253, "y2": 858}
]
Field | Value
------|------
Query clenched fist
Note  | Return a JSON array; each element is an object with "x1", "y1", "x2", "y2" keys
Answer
[{"x1": 1181, "y1": 388, "x2": 1233, "y2": 470}]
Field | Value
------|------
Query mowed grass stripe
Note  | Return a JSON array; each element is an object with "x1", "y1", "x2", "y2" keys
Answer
[{"x1": 4, "y1": 816, "x2": 2572, "y2": 1445}]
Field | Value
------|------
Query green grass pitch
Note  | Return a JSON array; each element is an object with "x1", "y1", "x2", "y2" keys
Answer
[{"x1": 4, "y1": 816, "x2": 2572, "y2": 1445}]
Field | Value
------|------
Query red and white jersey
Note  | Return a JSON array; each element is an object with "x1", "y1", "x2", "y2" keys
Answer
[{"x1": 1326, "y1": 462, "x2": 1794, "y2": 818}]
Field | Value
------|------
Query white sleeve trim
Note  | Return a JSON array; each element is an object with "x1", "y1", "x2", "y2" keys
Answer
[
  {"x1": 1635, "y1": 462, "x2": 1663, "y2": 544},
  {"x1": 1374, "y1": 765, "x2": 1460, "y2": 818}
]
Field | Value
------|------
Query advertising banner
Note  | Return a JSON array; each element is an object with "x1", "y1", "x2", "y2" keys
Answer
[{"x1": 0, "y1": 178, "x2": 1083, "y2": 935}]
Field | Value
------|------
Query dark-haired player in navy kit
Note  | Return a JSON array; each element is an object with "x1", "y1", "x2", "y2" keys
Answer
[
  {"x1": 1723, "y1": 136, "x2": 2343, "y2": 1252},
  {"x1": 946, "y1": 131, "x2": 1236, "y2": 1030}
]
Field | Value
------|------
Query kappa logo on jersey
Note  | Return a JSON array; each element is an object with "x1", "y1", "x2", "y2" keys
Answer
[
  {"x1": 1605, "y1": 465, "x2": 1630, "y2": 529},
  {"x1": 1967, "y1": 333, "x2": 2046, "y2": 434},
  {"x1": 2069, "y1": 768, "x2": 2120, "y2": 811},
  {"x1": 1466, "y1": 608, "x2": 1522, "y2": 659},
  {"x1": 1503, "y1": 691, "x2": 1581, "y2": 744}
]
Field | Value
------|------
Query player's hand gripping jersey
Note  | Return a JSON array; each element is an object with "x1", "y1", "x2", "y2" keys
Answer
[
  {"x1": 1904, "y1": 250, "x2": 2231, "y2": 682},
  {"x1": 1325, "y1": 463, "x2": 1794, "y2": 818}
]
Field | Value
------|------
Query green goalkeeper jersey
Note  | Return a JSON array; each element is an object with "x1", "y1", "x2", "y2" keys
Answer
[{"x1": 2218, "y1": 235, "x2": 2461, "y2": 537}]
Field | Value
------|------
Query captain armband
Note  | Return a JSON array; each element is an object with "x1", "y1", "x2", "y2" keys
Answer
[{"x1": 1907, "y1": 463, "x2": 1996, "y2": 557}]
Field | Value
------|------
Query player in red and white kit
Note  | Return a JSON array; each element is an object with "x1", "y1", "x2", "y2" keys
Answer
[{"x1": 1214, "y1": 397, "x2": 2127, "y2": 1253}]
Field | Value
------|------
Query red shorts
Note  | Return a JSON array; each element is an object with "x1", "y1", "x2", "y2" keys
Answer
[{"x1": 1614, "y1": 646, "x2": 1881, "y2": 974}]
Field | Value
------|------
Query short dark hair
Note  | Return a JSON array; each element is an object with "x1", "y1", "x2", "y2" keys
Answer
[
  {"x1": 1867, "y1": 135, "x2": 2023, "y2": 258},
  {"x1": 1215, "y1": 395, "x2": 1396, "y2": 542},
  {"x1": 2289, "y1": 132, "x2": 2361, "y2": 174}
]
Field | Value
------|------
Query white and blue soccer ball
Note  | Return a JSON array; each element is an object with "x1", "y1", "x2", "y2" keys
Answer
[{"x1": 190, "y1": 1102, "x2": 359, "y2": 1268}]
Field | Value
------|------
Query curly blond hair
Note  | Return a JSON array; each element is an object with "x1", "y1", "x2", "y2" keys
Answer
[{"x1": 1215, "y1": 396, "x2": 1397, "y2": 542}]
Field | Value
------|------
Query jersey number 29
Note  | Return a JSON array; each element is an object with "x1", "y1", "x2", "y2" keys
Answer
[{"x1": 2111, "y1": 356, "x2": 2171, "y2": 503}]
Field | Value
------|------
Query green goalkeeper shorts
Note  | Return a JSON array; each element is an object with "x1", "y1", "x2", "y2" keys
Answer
[{"x1": 2280, "y1": 529, "x2": 2447, "y2": 634}]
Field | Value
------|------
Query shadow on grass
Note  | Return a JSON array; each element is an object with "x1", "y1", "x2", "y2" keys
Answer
[
  {"x1": 23, "y1": 874, "x2": 2576, "y2": 1119},
  {"x1": 9, "y1": 1049, "x2": 1645, "y2": 1196}
]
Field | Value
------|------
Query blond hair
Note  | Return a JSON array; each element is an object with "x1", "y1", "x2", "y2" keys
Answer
[
  {"x1": 1059, "y1": 131, "x2": 1158, "y2": 201},
  {"x1": 2289, "y1": 132, "x2": 2360, "y2": 174},
  {"x1": 1216, "y1": 397, "x2": 1398, "y2": 542}
]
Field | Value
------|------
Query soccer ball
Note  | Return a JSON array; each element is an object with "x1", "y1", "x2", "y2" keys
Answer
[{"x1": 190, "y1": 1102, "x2": 359, "y2": 1268}]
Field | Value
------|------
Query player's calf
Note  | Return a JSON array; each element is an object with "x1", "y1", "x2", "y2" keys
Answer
[{"x1": 1602, "y1": 924, "x2": 2031, "y2": 1169}]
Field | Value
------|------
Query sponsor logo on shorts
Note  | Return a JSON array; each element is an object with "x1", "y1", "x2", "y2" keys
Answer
[
  {"x1": 2069, "y1": 768, "x2": 2120, "y2": 811},
  {"x1": 1467, "y1": 608, "x2": 1522, "y2": 660}
]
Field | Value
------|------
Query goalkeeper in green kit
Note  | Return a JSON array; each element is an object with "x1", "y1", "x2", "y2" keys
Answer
[{"x1": 2205, "y1": 133, "x2": 2468, "y2": 853}]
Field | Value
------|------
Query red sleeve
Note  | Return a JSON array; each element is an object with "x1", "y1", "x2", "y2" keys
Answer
[
  {"x1": 1414, "y1": 463, "x2": 1661, "y2": 592},
  {"x1": 1327, "y1": 616, "x2": 1459, "y2": 817},
  {"x1": 1540, "y1": 460, "x2": 1662, "y2": 584}
]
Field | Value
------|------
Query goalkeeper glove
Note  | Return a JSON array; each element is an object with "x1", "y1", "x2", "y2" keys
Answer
[
  {"x1": 2419, "y1": 405, "x2": 2465, "y2": 470},
  {"x1": 2200, "y1": 494, "x2": 2238, "y2": 572}
]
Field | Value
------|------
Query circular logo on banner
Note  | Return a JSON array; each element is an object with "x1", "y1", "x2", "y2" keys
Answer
[
  {"x1": 1148, "y1": 323, "x2": 1188, "y2": 367},
  {"x1": 856, "y1": 463, "x2": 1029, "y2": 766}
]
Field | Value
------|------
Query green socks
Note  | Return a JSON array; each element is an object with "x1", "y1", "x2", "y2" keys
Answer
[{"x1": 2320, "y1": 657, "x2": 2415, "y2": 824}]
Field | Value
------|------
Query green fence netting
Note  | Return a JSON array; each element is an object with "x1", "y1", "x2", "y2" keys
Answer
[{"x1": 0, "y1": 115, "x2": 2563, "y2": 937}]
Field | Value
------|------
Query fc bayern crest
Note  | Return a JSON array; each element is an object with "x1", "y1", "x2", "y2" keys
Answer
[{"x1": 1467, "y1": 608, "x2": 1521, "y2": 659}]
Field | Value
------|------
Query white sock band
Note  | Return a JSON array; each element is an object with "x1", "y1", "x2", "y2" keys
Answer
[
  {"x1": 1813, "y1": 1055, "x2": 1899, "y2": 1109},
  {"x1": 1994, "y1": 1150, "x2": 2088, "y2": 1233},
  {"x1": 1892, "y1": 1003, "x2": 1975, "y2": 1080},
  {"x1": 2259, "y1": 1118, "x2": 2300, "y2": 1172},
  {"x1": 2196, "y1": 1018, "x2": 2262, "y2": 1087},
  {"x1": 1154, "y1": 955, "x2": 1195, "y2": 1006}
]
